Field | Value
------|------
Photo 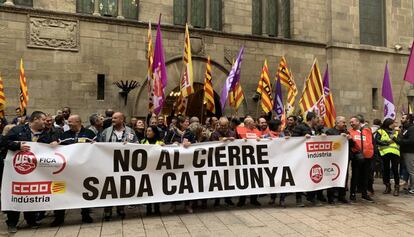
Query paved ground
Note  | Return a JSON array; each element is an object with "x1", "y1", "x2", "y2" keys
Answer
[{"x1": 1, "y1": 182, "x2": 414, "y2": 237}]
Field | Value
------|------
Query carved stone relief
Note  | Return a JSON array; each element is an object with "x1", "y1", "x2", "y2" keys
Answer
[{"x1": 27, "y1": 15, "x2": 79, "y2": 51}]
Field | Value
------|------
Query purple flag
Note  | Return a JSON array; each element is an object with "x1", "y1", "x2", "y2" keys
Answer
[
  {"x1": 220, "y1": 47, "x2": 244, "y2": 111},
  {"x1": 382, "y1": 63, "x2": 395, "y2": 119},
  {"x1": 323, "y1": 65, "x2": 330, "y2": 96},
  {"x1": 404, "y1": 41, "x2": 414, "y2": 84},
  {"x1": 152, "y1": 17, "x2": 167, "y2": 115},
  {"x1": 273, "y1": 75, "x2": 285, "y2": 120}
]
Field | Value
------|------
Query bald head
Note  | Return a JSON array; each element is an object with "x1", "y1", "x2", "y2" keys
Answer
[
  {"x1": 68, "y1": 115, "x2": 82, "y2": 132},
  {"x1": 112, "y1": 112, "x2": 125, "y2": 128}
]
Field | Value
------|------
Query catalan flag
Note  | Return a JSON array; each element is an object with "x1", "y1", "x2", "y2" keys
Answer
[
  {"x1": 278, "y1": 56, "x2": 297, "y2": 116},
  {"x1": 256, "y1": 59, "x2": 273, "y2": 113},
  {"x1": 0, "y1": 74, "x2": 5, "y2": 119},
  {"x1": 147, "y1": 22, "x2": 154, "y2": 113},
  {"x1": 203, "y1": 56, "x2": 215, "y2": 114},
  {"x1": 299, "y1": 58, "x2": 324, "y2": 116},
  {"x1": 175, "y1": 93, "x2": 188, "y2": 116},
  {"x1": 180, "y1": 23, "x2": 194, "y2": 97},
  {"x1": 322, "y1": 65, "x2": 336, "y2": 128},
  {"x1": 19, "y1": 58, "x2": 28, "y2": 116},
  {"x1": 229, "y1": 80, "x2": 244, "y2": 112}
]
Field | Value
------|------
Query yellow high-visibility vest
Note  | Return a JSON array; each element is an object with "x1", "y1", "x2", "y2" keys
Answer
[
  {"x1": 377, "y1": 129, "x2": 400, "y2": 157},
  {"x1": 141, "y1": 139, "x2": 164, "y2": 145}
]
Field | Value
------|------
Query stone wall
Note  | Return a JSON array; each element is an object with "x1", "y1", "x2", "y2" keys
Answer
[
  {"x1": 291, "y1": 0, "x2": 326, "y2": 43},
  {"x1": 34, "y1": 0, "x2": 76, "y2": 13},
  {"x1": 0, "y1": 0, "x2": 413, "y2": 124}
]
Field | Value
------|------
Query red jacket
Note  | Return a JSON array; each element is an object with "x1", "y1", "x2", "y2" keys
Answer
[
  {"x1": 348, "y1": 128, "x2": 374, "y2": 159},
  {"x1": 236, "y1": 126, "x2": 261, "y2": 139}
]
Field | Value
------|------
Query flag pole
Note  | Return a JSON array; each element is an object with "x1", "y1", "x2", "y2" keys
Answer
[
  {"x1": 200, "y1": 101, "x2": 205, "y2": 124},
  {"x1": 394, "y1": 58, "x2": 406, "y2": 117}
]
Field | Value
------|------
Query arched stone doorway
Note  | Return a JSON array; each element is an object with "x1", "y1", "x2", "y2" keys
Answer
[
  {"x1": 133, "y1": 56, "x2": 248, "y2": 118},
  {"x1": 164, "y1": 82, "x2": 222, "y2": 118}
]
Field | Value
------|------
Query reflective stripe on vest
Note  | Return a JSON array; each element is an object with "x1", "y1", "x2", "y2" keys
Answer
[{"x1": 377, "y1": 129, "x2": 400, "y2": 157}]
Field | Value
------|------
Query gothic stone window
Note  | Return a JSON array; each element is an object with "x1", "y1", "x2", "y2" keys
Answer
[
  {"x1": 76, "y1": 0, "x2": 138, "y2": 19},
  {"x1": 174, "y1": 0, "x2": 222, "y2": 31},
  {"x1": 123, "y1": 0, "x2": 139, "y2": 20},
  {"x1": 359, "y1": 0, "x2": 386, "y2": 46},
  {"x1": 77, "y1": 0, "x2": 95, "y2": 14},
  {"x1": 253, "y1": 0, "x2": 290, "y2": 38}
]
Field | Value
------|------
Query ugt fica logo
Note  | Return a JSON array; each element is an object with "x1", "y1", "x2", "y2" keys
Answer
[
  {"x1": 309, "y1": 164, "x2": 323, "y2": 183},
  {"x1": 13, "y1": 151, "x2": 37, "y2": 175}
]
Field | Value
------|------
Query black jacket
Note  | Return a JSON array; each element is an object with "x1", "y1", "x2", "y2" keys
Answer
[
  {"x1": 5, "y1": 124, "x2": 57, "y2": 151},
  {"x1": 0, "y1": 135, "x2": 8, "y2": 159},
  {"x1": 164, "y1": 128, "x2": 196, "y2": 144},
  {"x1": 292, "y1": 122, "x2": 315, "y2": 137},
  {"x1": 326, "y1": 127, "x2": 355, "y2": 152},
  {"x1": 60, "y1": 127, "x2": 97, "y2": 145},
  {"x1": 398, "y1": 124, "x2": 414, "y2": 153}
]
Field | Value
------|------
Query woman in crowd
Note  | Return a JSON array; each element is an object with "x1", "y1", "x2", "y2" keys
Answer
[
  {"x1": 164, "y1": 116, "x2": 195, "y2": 213},
  {"x1": 141, "y1": 125, "x2": 164, "y2": 215},
  {"x1": 375, "y1": 118, "x2": 400, "y2": 196}
]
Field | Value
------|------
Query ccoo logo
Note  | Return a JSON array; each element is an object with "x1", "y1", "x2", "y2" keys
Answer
[{"x1": 13, "y1": 151, "x2": 37, "y2": 175}]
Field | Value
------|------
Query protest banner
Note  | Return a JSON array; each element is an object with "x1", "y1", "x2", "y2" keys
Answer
[{"x1": 1, "y1": 136, "x2": 348, "y2": 211}]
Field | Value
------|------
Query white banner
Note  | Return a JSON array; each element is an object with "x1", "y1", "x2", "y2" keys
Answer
[{"x1": 1, "y1": 136, "x2": 348, "y2": 211}]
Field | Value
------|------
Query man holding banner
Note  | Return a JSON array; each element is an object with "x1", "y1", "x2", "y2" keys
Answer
[
  {"x1": 235, "y1": 117, "x2": 262, "y2": 206},
  {"x1": 99, "y1": 112, "x2": 138, "y2": 220},
  {"x1": 51, "y1": 115, "x2": 96, "y2": 227},
  {"x1": 325, "y1": 116, "x2": 350, "y2": 204},
  {"x1": 3, "y1": 111, "x2": 56, "y2": 233},
  {"x1": 292, "y1": 112, "x2": 327, "y2": 206}
]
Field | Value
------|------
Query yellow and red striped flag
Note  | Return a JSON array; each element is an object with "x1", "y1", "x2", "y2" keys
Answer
[
  {"x1": 175, "y1": 92, "x2": 188, "y2": 116},
  {"x1": 203, "y1": 56, "x2": 215, "y2": 114},
  {"x1": 0, "y1": 74, "x2": 5, "y2": 119},
  {"x1": 299, "y1": 58, "x2": 324, "y2": 115},
  {"x1": 147, "y1": 22, "x2": 154, "y2": 113},
  {"x1": 180, "y1": 24, "x2": 194, "y2": 97},
  {"x1": 19, "y1": 58, "x2": 28, "y2": 116},
  {"x1": 278, "y1": 56, "x2": 297, "y2": 116},
  {"x1": 256, "y1": 59, "x2": 273, "y2": 113},
  {"x1": 322, "y1": 65, "x2": 336, "y2": 128},
  {"x1": 229, "y1": 81, "x2": 244, "y2": 112}
]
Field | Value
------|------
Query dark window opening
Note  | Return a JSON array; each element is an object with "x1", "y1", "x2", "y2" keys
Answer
[
  {"x1": 97, "y1": 74, "x2": 105, "y2": 100},
  {"x1": 372, "y1": 88, "x2": 378, "y2": 110}
]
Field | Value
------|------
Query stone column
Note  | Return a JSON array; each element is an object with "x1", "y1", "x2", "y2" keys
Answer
[
  {"x1": 206, "y1": 0, "x2": 211, "y2": 29},
  {"x1": 4, "y1": 0, "x2": 14, "y2": 6},
  {"x1": 93, "y1": 0, "x2": 101, "y2": 16},
  {"x1": 117, "y1": 0, "x2": 124, "y2": 19},
  {"x1": 262, "y1": 0, "x2": 268, "y2": 36},
  {"x1": 187, "y1": 0, "x2": 192, "y2": 26},
  {"x1": 277, "y1": 0, "x2": 283, "y2": 37}
]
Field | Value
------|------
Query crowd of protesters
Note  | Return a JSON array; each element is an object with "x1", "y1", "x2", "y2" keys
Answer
[{"x1": 0, "y1": 107, "x2": 414, "y2": 233}]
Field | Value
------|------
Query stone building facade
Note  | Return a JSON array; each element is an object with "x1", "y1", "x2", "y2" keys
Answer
[{"x1": 0, "y1": 0, "x2": 413, "y2": 123}]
